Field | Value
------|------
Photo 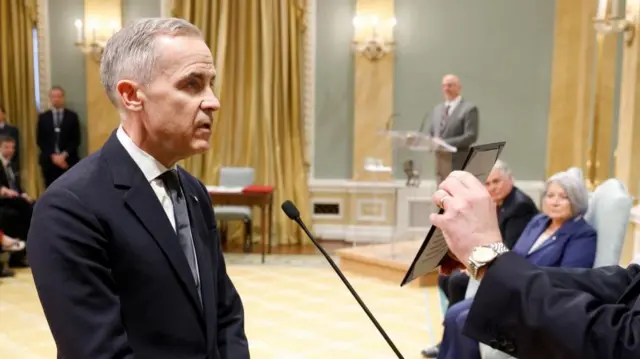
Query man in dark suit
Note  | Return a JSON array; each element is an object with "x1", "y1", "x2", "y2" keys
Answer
[
  {"x1": 432, "y1": 170, "x2": 638, "y2": 358},
  {"x1": 0, "y1": 135, "x2": 33, "y2": 268},
  {"x1": 423, "y1": 74, "x2": 479, "y2": 185},
  {"x1": 27, "y1": 18, "x2": 249, "y2": 359},
  {"x1": 37, "y1": 86, "x2": 81, "y2": 187},
  {"x1": 0, "y1": 105, "x2": 21, "y2": 174},
  {"x1": 423, "y1": 160, "x2": 538, "y2": 358}
]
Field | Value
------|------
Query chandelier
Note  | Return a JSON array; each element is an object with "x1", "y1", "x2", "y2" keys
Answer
[{"x1": 74, "y1": 18, "x2": 120, "y2": 62}]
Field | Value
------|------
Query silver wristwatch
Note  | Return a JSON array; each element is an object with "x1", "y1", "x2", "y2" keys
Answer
[{"x1": 467, "y1": 242, "x2": 509, "y2": 280}]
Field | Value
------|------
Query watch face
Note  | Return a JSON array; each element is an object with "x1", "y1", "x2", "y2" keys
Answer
[{"x1": 472, "y1": 246, "x2": 496, "y2": 262}]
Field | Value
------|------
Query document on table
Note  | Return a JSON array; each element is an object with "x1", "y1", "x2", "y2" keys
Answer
[
  {"x1": 206, "y1": 186, "x2": 244, "y2": 193},
  {"x1": 400, "y1": 142, "x2": 506, "y2": 287}
]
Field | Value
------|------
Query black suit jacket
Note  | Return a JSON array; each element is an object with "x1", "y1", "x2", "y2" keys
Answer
[
  {"x1": 0, "y1": 124, "x2": 20, "y2": 172},
  {"x1": 27, "y1": 132, "x2": 249, "y2": 359},
  {"x1": 498, "y1": 187, "x2": 539, "y2": 249},
  {"x1": 465, "y1": 252, "x2": 640, "y2": 358},
  {"x1": 0, "y1": 161, "x2": 22, "y2": 193},
  {"x1": 37, "y1": 108, "x2": 81, "y2": 166}
]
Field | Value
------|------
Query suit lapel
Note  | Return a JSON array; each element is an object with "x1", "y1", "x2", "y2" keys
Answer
[
  {"x1": 103, "y1": 133, "x2": 204, "y2": 316},
  {"x1": 517, "y1": 216, "x2": 548, "y2": 256},
  {"x1": 181, "y1": 174, "x2": 216, "y2": 343},
  {"x1": 527, "y1": 217, "x2": 580, "y2": 256},
  {"x1": 439, "y1": 100, "x2": 463, "y2": 136}
]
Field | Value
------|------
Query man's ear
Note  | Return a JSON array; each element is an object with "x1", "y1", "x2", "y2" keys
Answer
[{"x1": 116, "y1": 80, "x2": 144, "y2": 111}]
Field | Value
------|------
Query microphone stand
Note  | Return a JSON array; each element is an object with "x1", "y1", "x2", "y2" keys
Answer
[{"x1": 288, "y1": 214, "x2": 406, "y2": 359}]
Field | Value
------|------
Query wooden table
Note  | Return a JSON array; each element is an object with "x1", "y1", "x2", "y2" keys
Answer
[{"x1": 208, "y1": 190, "x2": 274, "y2": 263}]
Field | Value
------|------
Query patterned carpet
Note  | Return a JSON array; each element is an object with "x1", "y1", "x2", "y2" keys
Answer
[{"x1": 0, "y1": 254, "x2": 444, "y2": 359}]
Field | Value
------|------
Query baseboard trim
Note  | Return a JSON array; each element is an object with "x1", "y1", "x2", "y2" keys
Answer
[{"x1": 314, "y1": 224, "x2": 395, "y2": 243}]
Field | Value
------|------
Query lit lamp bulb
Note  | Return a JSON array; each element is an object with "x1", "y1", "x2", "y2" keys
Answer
[
  {"x1": 74, "y1": 19, "x2": 83, "y2": 43},
  {"x1": 109, "y1": 20, "x2": 119, "y2": 35}
]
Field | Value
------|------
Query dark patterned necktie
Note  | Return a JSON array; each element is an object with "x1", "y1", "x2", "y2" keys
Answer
[
  {"x1": 158, "y1": 169, "x2": 202, "y2": 303},
  {"x1": 53, "y1": 110, "x2": 61, "y2": 153},
  {"x1": 439, "y1": 105, "x2": 450, "y2": 135},
  {"x1": 4, "y1": 165, "x2": 17, "y2": 191}
]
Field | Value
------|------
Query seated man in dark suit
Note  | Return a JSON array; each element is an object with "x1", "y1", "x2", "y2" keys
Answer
[
  {"x1": 0, "y1": 135, "x2": 33, "y2": 268},
  {"x1": 0, "y1": 105, "x2": 20, "y2": 174},
  {"x1": 424, "y1": 160, "x2": 538, "y2": 358}
]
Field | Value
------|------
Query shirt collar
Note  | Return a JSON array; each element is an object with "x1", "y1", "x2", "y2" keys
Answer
[
  {"x1": 116, "y1": 125, "x2": 174, "y2": 182},
  {"x1": 445, "y1": 96, "x2": 462, "y2": 108},
  {"x1": 0, "y1": 155, "x2": 10, "y2": 168}
]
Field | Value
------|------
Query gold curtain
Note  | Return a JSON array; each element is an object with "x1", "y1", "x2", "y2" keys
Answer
[
  {"x1": 172, "y1": 0, "x2": 311, "y2": 246},
  {"x1": 0, "y1": 0, "x2": 42, "y2": 197}
]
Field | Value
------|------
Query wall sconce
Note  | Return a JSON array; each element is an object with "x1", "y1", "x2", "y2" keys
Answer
[
  {"x1": 74, "y1": 18, "x2": 120, "y2": 62},
  {"x1": 593, "y1": 0, "x2": 637, "y2": 46},
  {"x1": 352, "y1": 15, "x2": 396, "y2": 61}
]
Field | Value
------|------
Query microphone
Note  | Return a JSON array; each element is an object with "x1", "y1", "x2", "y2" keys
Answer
[
  {"x1": 417, "y1": 109, "x2": 431, "y2": 133},
  {"x1": 281, "y1": 200, "x2": 405, "y2": 359}
]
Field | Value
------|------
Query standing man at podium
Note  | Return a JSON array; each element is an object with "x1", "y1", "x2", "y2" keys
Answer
[{"x1": 422, "y1": 74, "x2": 479, "y2": 185}]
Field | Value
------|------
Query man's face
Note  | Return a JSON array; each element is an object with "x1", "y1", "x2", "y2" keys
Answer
[
  {"x1": 0, "y1": 141, "x2": 15, "y2": 160},
  {"x1": 485, "y1": 168, "x2": 513, "y2": 203},
  {"x1": 441, "y1": 76, "x2": 460, "y2": 101},
  {"x1": 135, "y1": 35, "x2": 219, "y2": 163},
  {"x1": 49, "y1": 89, "x2": 65, "y2": 108}
]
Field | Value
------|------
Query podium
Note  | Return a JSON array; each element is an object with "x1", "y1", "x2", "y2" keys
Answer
[
  {"x1": 354, "y1": 130, "x2": 458, "y2": 258},
  {"x1": 336, "y1": 129, "x2": 460, "y2": 287}
]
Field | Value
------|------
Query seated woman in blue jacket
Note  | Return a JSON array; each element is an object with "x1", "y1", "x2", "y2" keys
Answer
[{"x1": 435, "y1": 171, "x2": 597, "y2": 359}]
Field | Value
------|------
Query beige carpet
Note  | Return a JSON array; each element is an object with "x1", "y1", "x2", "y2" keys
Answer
[{"x1": 0, "y1": 257, "x2": 444, "y2": 358}]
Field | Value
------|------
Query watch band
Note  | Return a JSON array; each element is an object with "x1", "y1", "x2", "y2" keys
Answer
[{"x1": 468, "y1": 242, "x2": 509, "y2": 280}]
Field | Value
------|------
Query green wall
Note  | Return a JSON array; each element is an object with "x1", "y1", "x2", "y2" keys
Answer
[
  {"x1": 47, "y1": 0, "x2": 161, "y2": 158},
  {"x1": 314, "y1": 0, "x2": 556, "y2": 180}
]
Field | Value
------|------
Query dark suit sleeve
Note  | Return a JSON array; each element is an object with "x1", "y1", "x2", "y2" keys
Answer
[
  {"x1": 445, "y1": 106, "x2": 479, "y2": 148},
  {"x1": 27, "y1": 187, "x2": 135, "y2": 359},
  {"x1": 68, "y1": 111, "x2": 81, "y2": 153},
  {"x1": 464, "y1": 252, "x2": 640, "y2": 358},
  {"x1": 12, "y1": 126, "x2": 20, "y2": 172},
  {"x1": 36, "y1": 114, "x2": 50, "y2": 156},
  {"x1": 197, "y1": 182, "x2": 249, "y2": 358},
  {"x1": 502, "y1": 205, "x2": 537, "y2": 249}
]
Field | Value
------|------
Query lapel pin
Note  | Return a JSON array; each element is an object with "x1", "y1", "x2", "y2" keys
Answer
[{"x1": 192, "y1": 195, "x2": 199, "y2": 202}]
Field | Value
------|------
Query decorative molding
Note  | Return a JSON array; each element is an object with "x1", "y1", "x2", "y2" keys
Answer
[
  {"x1": 310, "y1": 178, "x2": 546, "y2": 242},
  {"x1": 396, "y1": 191, "x2": 432, "y2": 234},
  {"x1": 303, "y1": 0, "x2": 316, "y2": 180},
  {"x1": 37, "y1": 0, "x2": 52, "y2": 111},
  {"x1": 311, "y1": 197, "x2": 344, "y2": 220},
  {"x1": 161, "y1": 0, "x2": 171, "y2": 17},
  {"x1": 356, "y1": 198, "x2": 387, "y2": 222},
  {"x1": 310, "y1": 178, "x2": 546, "y2": 193},
  {"x1": 314, "y1": 224, "x2": 395, "y2": 242}
]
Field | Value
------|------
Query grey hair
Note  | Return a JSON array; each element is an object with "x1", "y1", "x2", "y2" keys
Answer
[
  {"x1": 544, "y1": 171, "x2": 589, "y2": 216},
  {"x1": 492, "y1": 159, "x2": 512, "y2": 177},
  {"x1": 100, "y1": 18, "x2": 203, "y2": 104}
]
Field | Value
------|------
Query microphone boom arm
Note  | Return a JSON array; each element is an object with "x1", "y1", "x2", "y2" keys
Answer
[{"x1": 282, "y1": 200, "x2": 405, "y2": 359}]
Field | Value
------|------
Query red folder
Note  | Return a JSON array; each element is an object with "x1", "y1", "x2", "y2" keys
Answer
[{"x1": 242, "y1": 185, "x2": 274, "y2": 193}]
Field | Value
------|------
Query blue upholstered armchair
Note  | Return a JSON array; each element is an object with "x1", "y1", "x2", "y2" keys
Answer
[
  {"x1": 214, "y1": 167, "x2": 255, "y2": 252},
  {"x1": 479, "y1": 177, "x2": 633, "y2": 359}
]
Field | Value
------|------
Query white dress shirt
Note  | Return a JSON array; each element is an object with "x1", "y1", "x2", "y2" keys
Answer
[
  {"x1": 528, "y1": 232, "x2": 552, "y2": 254},
  {"x1": 116, "y1": 126, "x2": 202, "y2": 290},
  {"x1": 116, "y1": 126, "x2": 176, "y2": 230},
  {"x1": 444, "y1": 96, "x2": 462, "y2": 115}
]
